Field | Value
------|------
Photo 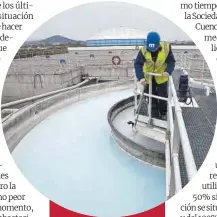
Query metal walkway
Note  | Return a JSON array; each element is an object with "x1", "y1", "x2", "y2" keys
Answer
[
  {"x1": 136, "y1": 69, "x2": 216, "y2": 193},
  {"x1": 172, "y1": 71, "x2": 217, "y2": 187}
]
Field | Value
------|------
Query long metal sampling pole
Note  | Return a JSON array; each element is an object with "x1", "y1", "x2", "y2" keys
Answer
[{"x1": 134, "y1": 85, "x2": 146, "y2": 127}]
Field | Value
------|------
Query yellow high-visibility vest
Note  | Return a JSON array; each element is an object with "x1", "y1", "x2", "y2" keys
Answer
[{"x1": 141, "y1": 41, "x2": 170, "y2": 84}]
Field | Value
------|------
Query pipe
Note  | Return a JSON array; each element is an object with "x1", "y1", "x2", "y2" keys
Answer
[
  {"x1": 1, "y1": 78, "x2": 93, "y2": 109},
  {"x1": 91, "y1": 76, "x2": 133, "y2": 81},
  {"x1": 2, "y1": 114, "x2": 12, "y2": 123},
  {"x1": 1, "y1": 109, "x2": 18, "y2": 116}
]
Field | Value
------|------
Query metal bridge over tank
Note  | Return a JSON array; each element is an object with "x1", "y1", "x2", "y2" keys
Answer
[{"x1": 108, "y1": 68, "x2": 216, "y2": 198}]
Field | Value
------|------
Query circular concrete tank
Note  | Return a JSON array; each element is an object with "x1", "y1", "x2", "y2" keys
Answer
[{"x1": 3, "y1": 82, "x2": 166, "y2": 217}]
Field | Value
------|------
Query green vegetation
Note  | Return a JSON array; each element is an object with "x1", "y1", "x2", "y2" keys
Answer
[{"x1": 14, "y1": 45, "x2": 69, "y2": 59}]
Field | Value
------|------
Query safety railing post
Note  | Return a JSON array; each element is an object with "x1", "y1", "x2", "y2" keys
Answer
[
  {"x1": 189, "y1": 56, "x2": 191, "y2": 75},
  {"x1": 133, "y1": 70, "x2": 138, "y2": 114},
  {"x1": 186, "y1": 55, "x2": 189, "y2": 70},
  {"x1": 148, "y1": 75, "x2": 152, "y2": 125},
  {"x1": 202, "y1": 59, "x2": 205, "y2": 85},
  {"x1": 167, "y1": 80, "x2": 172, "y2": 138}
]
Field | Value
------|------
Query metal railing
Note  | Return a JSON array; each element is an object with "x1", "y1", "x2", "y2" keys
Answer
[
  {"x1": 133, "y1": 72, "x2": 197, "y2": 198},
  {"x1": 179, "y1": 52, "x2": 212, "y2": 83},
  {"x1": 179, "y1": 68, "x2": 215, "y2": 96}
]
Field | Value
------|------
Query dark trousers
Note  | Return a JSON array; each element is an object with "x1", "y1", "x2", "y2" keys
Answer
[{"x1": 144, "y1": 77, "x2": 168, "y2": 117}]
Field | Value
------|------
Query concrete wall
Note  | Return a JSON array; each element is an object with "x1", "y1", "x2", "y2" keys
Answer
[
  {"x1": 84, "y1": 65, "x2": 134, "y2": 78},
  {"x1": 2, "y1": 81, "x2": 132, "y2": 153},
  {"x1": 2, "y1": 69, "x2": 81, "y2": 103},
  {"x1": 2, "y1": 47, "x2": 210, "y2": 104}
]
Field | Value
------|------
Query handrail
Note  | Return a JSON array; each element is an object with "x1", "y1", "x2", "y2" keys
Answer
[
  {"x1": 144, "y1": 72, "x2": 166, "y2": 77},
  {"x1": 134, "y1": 71, "x2": 197, "y2": 197},
  {"x1": 169, "y1": 77, "x2": 197, "y2": 179}
]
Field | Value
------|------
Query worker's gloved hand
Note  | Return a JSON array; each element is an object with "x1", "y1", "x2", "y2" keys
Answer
[
  {"x1": 139, "y1": 78, "x2": 146, "y2": 86},
  {"x1": 161, "y1": 72, "x2": 169, "y2": 77}
]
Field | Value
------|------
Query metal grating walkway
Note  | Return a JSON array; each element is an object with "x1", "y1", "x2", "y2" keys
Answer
[
  {"x1": 136, "y1": 69, "x2": 216, "y2": 187},
  {"x1": 173, "y1": 70, "x2": 217, "y2": 187}
]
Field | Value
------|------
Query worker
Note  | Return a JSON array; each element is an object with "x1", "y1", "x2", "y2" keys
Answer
[
  {"x1": 134, "y1": 31, "x2": 176, "y2": 120},
  {"x1": 60, "y1": 58, "x2": 66, "y2": 64}
]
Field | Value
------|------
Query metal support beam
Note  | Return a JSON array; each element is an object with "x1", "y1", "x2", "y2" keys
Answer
[{"x1": 148, "y1": 75, "x2": 152, "y2": 126}]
